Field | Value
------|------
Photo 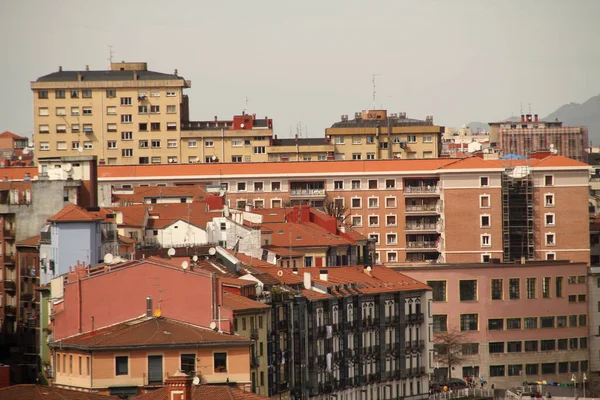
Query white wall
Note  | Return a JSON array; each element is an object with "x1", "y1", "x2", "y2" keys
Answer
[{"x1": 145, "y1": 219, "x2": 208, "y2": 248}]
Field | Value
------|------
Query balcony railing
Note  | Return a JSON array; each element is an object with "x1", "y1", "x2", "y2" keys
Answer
[
  {"x1": 3, "y1": 229, "x2": 15, "y2": 238},
  {"x1": 405, "y1": 223, "x2": 437, "y2": 231},
  {"x1": 289, "y1": 188, "x2": 326, "y2": 198},
  {"x1": 4, "y1": 280, "x2": 16, "y2": 291},
  {"x1": 405, "y1": 204, "x2": 438, "y2": 212},
  {"x1": 4, "y1": 305, "x2": 16, "y2": 316},
  {"x1": 3, "y1": 254, "x2": 15, "y2": 264},
  {"x1": 250, "y1": 328, "x2": 259, "y2": 340},
  {"x1": 407, "y1": 313, "x2": 425, "y2": 324},
  {"x1": 406, "y1": 241, "x2": 437, "y2": 249},
  {"x1": 404, "y1": 186, "x2": 439, "y2": 194},
  {"x1": 21, "y1": 293, "x2": 34, "y2": 302}
]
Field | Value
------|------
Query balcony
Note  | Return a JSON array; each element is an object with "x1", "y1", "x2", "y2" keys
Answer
[
  {"x1": 404, "y1": 186, "x2": 440, "y2": 197},
  {"x1": 404, "y1": 204, "x2": 440, "y2": 215},
  {"x1": 3, "y1": 254, "x2": 15, "y2": 265},
  {"x1": 4, "y1": 280, "x2": 16, "y2": 292},
  {"x1": 250, "y1": 355, "x2": 260, "y2": 368},
  {"x1": 385, "y1": 315, "x2": 400, "y2": 325},
  {"x1": 21, "y1": 293, "x2": 34, "y2": 302},
  {"x1": 4, "y1": 305, "x2": 16, "y2": 316},
  {"x1": 289, "y1": 188, "x2": 326, "y2": 199},
  {"x1": 3, "y1": 229, "x2": 15, "y2": 239},
  {"x1": 406, "y1": 241, "x2": 438, "y2": 251},
  {"x1": 407, "y1": 313, "x2": 425, "y2": 324},
  {"x1": 250, "y1": 328, "x2": 259, "y2": 340}
]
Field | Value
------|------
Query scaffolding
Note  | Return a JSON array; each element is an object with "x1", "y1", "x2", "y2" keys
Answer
[{"x1": 502, "y1": 164, "x2": 534, "y2": 262}]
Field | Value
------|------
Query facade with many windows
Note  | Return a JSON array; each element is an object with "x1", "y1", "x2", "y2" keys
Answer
[{"x1": 400, "y1": 261, "x2": 590, "y2": 387}]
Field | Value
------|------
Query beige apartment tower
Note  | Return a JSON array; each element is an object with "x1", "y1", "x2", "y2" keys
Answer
[{"x1": 31, "y1": 62, "x2": 190, "y2": 165}]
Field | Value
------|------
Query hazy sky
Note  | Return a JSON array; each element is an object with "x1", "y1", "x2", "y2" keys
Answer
[{"x1": 1, "y1": 0, "x2": 599, "y2": 139}]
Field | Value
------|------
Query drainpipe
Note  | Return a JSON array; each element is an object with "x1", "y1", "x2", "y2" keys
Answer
[{"x1": 221, "y1": 128, "x2": 225, "y2": 162}]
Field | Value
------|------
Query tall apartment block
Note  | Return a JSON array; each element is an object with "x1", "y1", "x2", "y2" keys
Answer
[
  {"x1": 489, "y1": 114, "x2": 589, "y2": 162},
  {"x1": 95, "y1": 152, "x2": 590, "y2": 265}
]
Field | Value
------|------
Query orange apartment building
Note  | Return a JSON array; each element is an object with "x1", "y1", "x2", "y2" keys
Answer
[{"x1": 94, "y1": 153, "x2": 590, "y2": 265}]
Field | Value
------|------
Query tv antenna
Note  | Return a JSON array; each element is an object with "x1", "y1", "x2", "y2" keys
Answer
[
  {"x1": 371, "y1": 73, "x2": 382, "y2": 108},
  {"x1": 107, "y1": 45, "x2": 114, "y2": 67},
  {"x1": 243, "y1": 96, "x2": 250, "y2": 113}
]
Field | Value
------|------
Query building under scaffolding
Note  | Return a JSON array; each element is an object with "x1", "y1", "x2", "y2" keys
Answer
[
  {"x1": 489, "y1": 114, "x2": 589, "y2": 162},
  {"x1": 502, "y1": 165, "x2": 534, "y2": 262}
]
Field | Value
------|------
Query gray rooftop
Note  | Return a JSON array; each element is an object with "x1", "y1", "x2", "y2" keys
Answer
[
  {"x1": 273, "y1": 138, "x2": 331, "y2": 146},
  {"x1": 36, "y1": 70, "x2": 185, "y2": 83},
  {"x1": 330, "y1": 117, "x2": 434, "y2": 129}
]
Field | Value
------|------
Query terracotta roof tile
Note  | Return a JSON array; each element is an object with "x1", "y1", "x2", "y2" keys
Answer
[
  {"x1": 0, "y1": 166, "x2": 37, "y2": 181},
  {"x1": 16, "y1": 235, "x2": 40, "y2": 247},
  {"x1": 110, "y1": 204, "x2": 148, "y2": 227},
  {"x1": 0, "y1": 131, "x2": 28, "y2": 140},
  {"x1": 134, "y1": 384, "x2": 268, "y2": 400},
  {"x1": 220, "y1": 276, "x2": 256, "y2": 287},
  {"x1": 47, "y1": 203, "x2": 107, "y2": 222},
  {"x1": 223, "y1": 292, "x2": 269, "y2": 311},
  {"x1": 262, "y1": 246, "x2": 304, "y2": 257},
  {"x1": 0, "y1": 384, "x2": 119, "y2": 399},
  {"x1": 113, "y1": 185, "x2": 209, "y2": 204},
  {"x1": 52, "y1": 316, "x2": 250, "y2": 350},
  {"x1": 301, "y1": 289, "x2": 333, "y2": 300},
  {"x1": 265, "y1": 222, "x2": 352, "y2": 248},
  {"x1": 228, "y1": 251, "x2": 275, "y2": 267}
]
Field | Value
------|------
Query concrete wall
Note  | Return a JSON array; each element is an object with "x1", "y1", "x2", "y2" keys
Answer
[
  {"x1": 588, "y1": 268, "x2": 600, "y2": 373},
  {"x1": 144, "y1": 220, "x2": 207, "y2": 247},
  {"x1": 51, "y1": 221, "x2": 100, "y2": 271}
]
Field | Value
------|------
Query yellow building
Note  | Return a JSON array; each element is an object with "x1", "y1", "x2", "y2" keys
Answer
[
  {"x1": 325, "y1": 110, "x2": 443, "y2": 159},
  {"x1": 31, "y1": 62, "x2": 190, "y2": 165}
]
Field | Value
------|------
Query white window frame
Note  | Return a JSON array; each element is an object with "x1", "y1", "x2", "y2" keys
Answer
[
  {"x1": 56, "y1": 107, "x2": 66, "y2": 116},
  {"x1": 270, "y1": 198, "x2": 283, "y2": 208},
  {"x1": 423, "y1": 136, "x2": 433, "y2": 143},
  {"x1": 71, "y1": 141, "x2": 80, "y2": 150},
  {"x1": 232, "y1": 139, "x2": 243, "y2": 147},
  {"x1": 480, "y1": 194, "x2": 491, "y2": 209},
  {"x1": 545, "y1": 233, "x2": 556, "y2": 247},
  {"x1": 385, "y1": 214, "x2": 397, "y2": 227},
  {"x1": 82, "y1": 107, "x2": 92, "y2": 115},
  {"x1": 481, "y1": 234, "x2": 491, "y2": 247},
  {"x1": 121, "y1": 132, "x2": 133, "y2": 141},
  {"x1": 544, "y1": 175, "x2": 554, "y2": 187},
  {"x1": 38, "y1": 107, "x2": 49, "y2": 116},
  {"x1": 122, "y1": 149, "x2": 133, "y2": 157},
  {"x1": 56, "y1": 141, "x2": 67, "y2": 151},
  {"x1": 39, "y1": 142, "x2": 50, "y2": 151},
  {"x1": 350, "y1": 197, "x2": 362, "y2": 209},
  {"x1": 386, "y1": 233, "x2": 397, "y2": 245},
  {"x1": 107, "y1": 141, "x2": 117, "y2": 149},
  {"x1": 387, "y1": 252, "x2": 398, "y2": 263},
  {"x1": 166, "y1": 105, "x2": 177, "y2": 114},
  {"x1": 352, "y1": 137, "x2": 362, "y2": 145},
  {"x1": 253, "y1": 181, "x2": 264, "y2": 192},
  {"x1": 39, "y1": 124, "x2": 49, "y2": 133},
  {"x1": 368, "y1": 215, "x2": 379, "y2": 227},
  {"x1": 480, "y1": 214, "x2": 491, "y2": 228},
  {"x1": 167, "y1": 139, "x2": 177, "y2": 148},
  {"x1": 368, "y1": 197, "x2": 379, "y2": 209},
  {"x1": 188, "y1": 140, "x2": 197, "y2": 148},
  {"x1": 369, "y1": 233, "x2": 380, "y2": 245},
  {"x1": 334, "y1": 180, "x2": 344, "y2": 190},
  {"x1": 166, "y1": 90, "x2": 176, "y2": 97},
  {"x1": 121, "y1": 114, "x2": 132, "y2": 123},
  {"x1": 351, "y1": 215, "x2": 362, "y2": 227},
  {"x1": 106, "y1": 106, "x2": 117, "y2": 115},
  {"x1": 385, "y1": 196, "x2": 397, "y2": 208},
  {"x1": 545, "y1": 252, "x2": 556, "y2": 261},
  {"x1": 205, "y1": 140, "x2": 214, "y2": 148},
  {"x1": 83, "y1": 141, "x2": 93, "y2": 150},
  {"x1": 334, "y1": 136, "x2": 345, "y2": 144},
  {"x1": 544, "y1": 193, "x2": 555, "y2": 207},
  {"x1": 481, "y1": 253, "x2": 491, "y2": 262},
  {"x1": 237, "y1": 182, "x2": 247, "y2": 192},
  {"x1": 544, "y1": 213, "x2": 555, "y2": 227}
]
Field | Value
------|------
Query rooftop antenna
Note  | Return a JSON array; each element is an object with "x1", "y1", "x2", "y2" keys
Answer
[
  {"x1": 520, "y1": 101, "x2": 523, "y2": 115},
  {"x1": 107, "y1": 45, "x2": 114, "y2": 67},
  {"x1": 528, "y1": 103, "x2": 532, "y2": 114},
  {"x1": 371, "y1": 73, "x2": 382, "y2": 110},
  {"x1": 243, "y1": 96, "x2": 250, "y2": 113}
]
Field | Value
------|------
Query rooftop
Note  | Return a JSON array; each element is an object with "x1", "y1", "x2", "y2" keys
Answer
[
  {"x1": 264, "y1": 221, "x2": 354, "y2": 248},
  {"x1": 16, "y1": 235, "x2": 40, "y2": 247},
  {"x1": 0, "y1": 385, "x2": 118, "y2": 400},
  {"x1": 47, "y1": 203, "x2": 110, "y2": 223},
  {"x1": 223, "y1": 291, "x2": 270, "y2": 312},
  {"x1": 35, "y1": 68, "x2": 186, "y2": 84},
  {"x1": 134, "y1": 384, "x2": 268, "y2": 400},
  {"x1": 0, "y1": 131, "x2": 28, "y2": 140},
  {"x1": 113, "y1": 185, "x2": 209, "y2": 205},
  {"x1": 51, "y1": 316, "x2": 251, "y2": 351}
]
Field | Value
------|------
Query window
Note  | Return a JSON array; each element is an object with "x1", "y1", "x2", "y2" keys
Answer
[
  {"x1": 271, "y1": 182, "x2": 281, "y2": 191},
  {"x1": 407, "y1": 135, "x2": 417, "y2": 143},
  {"x1": 187, "y1": 140, "x2": 197, "y2": 149},
  {"x1": 231, "y1": 139, "x2": 243, "y2": 147},
  {"x1": 151, "y1": 122, "x2": 160, "y2": 131},
  {"x1": 558, "y1": 338, "x2": 568, "y2": 350},
  {"x1": 569, "y1": 315, "x2": 578, "y2": 327},
  {"x1": 480, "y1": 195, "x2": 490, "y2": 208},
  {"x1": 181, "y1": 354, "x2": 196, "y2": 374},
  {"x1": 115, "y1": 356, "x2": 128, "y2": 375},
  {"x1": 82, "y1": 89, "x2": 92, "y2": 98},
  {"x1": 540, "y1": 316, "x2": 554, "y2": 328},
  {"x1": 491, "y1": 279, "x2": 503, "y2": 300},
  {"x1": 427, "y1": 281, "x2": 446, "y2": 302},
  {"x1": 107, "y1": 123, "x2": 117, "y2": 132},
  {"x1": 580, "y1": 337, "x2": 587, "y2": 349},
  {"x1": 578, "y1": 294, "x2": 586, "y2": 302},
  {"x1": 525, "y1": 340, "x2": 538, "y2": 352},
  {"x1": 121, "y1": 132, "x2": 133, "y2": 141},
  {"x1": 351, "y1": 216, "x2": 362, "y2": 227},
  {"x1": 214, "y1": 352, "x2": 227, "y2": 373},
  {"x1": 139, "y1": 123, "x2": 148, "y2": 131},
  {"x1": 166, "y1": 90, "x2": 176, "y2": 97},
  {"x1": 509, "y1": 278, "x2": 520, "y2": 299},
  {"x1": 423, "y1": 135, "x2": 433, "y2": 143},
  {"x1": 541, "y1": 340, "x2": 556, "y2": 351},
  {"x1": 480, "y1": 215, "x2": 491, "y2": 228},
  {"x1": 55, "y1": 89, "x2": 65, "y2": 99},
  {"x1": 556, "y1": 276, "x2": 563, "y2": 297},
  {"x1": 578, "y1": 275, "x2": 586, "y2": 284},
  {"x1": 107, "y1": 141, "x2": 117, "y2": 149},
  {"x1": 70, "y1": 89, "x2": 79, "y2": 98},
  {"x1": 57, "y1": 141, "x2": 67, "y2": 150},
  {"x1": 167, "y1": 122, "x2": 177, "y2": 131},
  {"x1": 368, "y1": 215, "x2": 379, "y2": 227},
  {"x1": 121, "y1": 97, "x2": 132, "y2": 106},
  {"x1": 379, "y1": 141, "x2": 388, "y2": 149},
  {"x1": 139, "y1": 140, "x2": 148, "y2": 149},
  {"x1": 488, "y1": 319, "x2": 504, "y2": 330},
  {"x1": 489, "y1": 342, "x2": 504, "y2": 353},
  {"x1": 546, "y1": 233, "x2": 555, "y2": 246},
  {"x1": 38, "y1": 107, "x2": 49, "y2": 116},
  {"x1": 368, "y1": 197, "x2": 379, "y2": 208},
  {"x1": 568, "y1": 294, "x2": 577, "y2": 303},
  {"x1": 56, "y1": 124, "x2": 67, "y2": 133},
  {"x1": 232, "y1": 156, "x2": 242, "y2": 163},
  {"x1": 524, "y1": 317, "x2": 537, "y2": 329},
  {"x1": 334, "y1": 136, "x2": 345, "y2": 144},
  {"x1": 368, "y1": 179, "x2": 378, "y2": 189},
  {"x1": 39, "y1": 124, "x2": 49, "y2": 134},
  {"x1": 545, "y1": 213, "x2": 555, "y2": 227},
  {"x1": 462, "y1": 343, "x2": 479, "y2": 355},
  {"x1": 482, "y1": 254, "x2": 491, "y2": 262},
  {"x1": 545, "y1": 194, "x2": 554, "y2": 207},
  {"x1": 138, "y1": 105, "x2": 148, "y2": 114},
  {"x1": 83, "y1": 141, "x2": 93, "y2": 150},
  {"x1": 366, "y1": 153, "x2": 376, "y2": 160},
  {"x1": 304, "y1": 256, "x2": 313, "y2": 267},
  {"x1": 460, "y1": 314, "x2": 478, "y2": 331},
  {"x1": 121, "y1": 114, "x2": 132, "y2": 123},
  {"x1": 387, "y1": 252, "x2": 397, "y2": 262},
  {"x1": 385, "y1": 179, "x2": 395, "y2": 189},
  {"x1": 254, "y1": 182, "x2": 264, "y2": 192},
  {"x1": 38, "y1": 90, "x2": 48, "y2": 99},
  {"x1": 480, "y1": 177, "x2": 489, "y2": 187},
  {"x1": 569, "y1": 338, "x2": 578, "y2": 350},
  {"x1": 167, "y1": 105, "x2": 176, "y2": 114},
  {"x1": 352, "y1": 180, "x2": 360, "y2": 189},
  {"x1": 433, "y1": 315, "x2": 447, "y2": 332},
  {"x1": 150, "y1": 105, "x2": 160, "y2": 113},
  {"x1": 69, "y1": 106, "x2": 80, "y2": 116},
  {"x1": 481, "y1": 234, "x2": 491, "y2": 247},
  {"x1": 237, "y1": 182, "x2": 246, "y2": 191},
  {"x1": 507, "y1": 318, "x2": 521, "y2": 330},
  {"x1": 386, "y1": 215, "x2": 396, "y2": 226},
  {"x1": 352, "y1": 153, "x2": 362, "y2": 160},
  {"x1": 386, "y1": 197, "x2": 396, "y2": 208},
  {"x1": 526, "y1": 278, "x2": 536, "y2": 299},
  {"x1": 122, "y1": 149, "x2": 133, "y2": 157},
  {"x1": 489, "y1": 365, "x2": 505, "y2": 377},
  {"x1": 56, "y1": 107, "x2": 66, "y2": 116},
  {"x1": 579, "y1": 314, "x2": 586, "y2": 326},
  {"x1": 459, "y1": 280, "x2": 477, "y2": 301},
  {"x1": 106, "y1": 89, "x2": 116, "y2": 98},
  {"x1": 80, "y1": 107, "x2": 92, "y2": 116},
  {"x1": 507, "y1": 341, "x2": 522, "y2": 353},
  {"x1": 71, "y1": 141, "x2": 79, "y2": 150},
  {"x1": 526, "y1": 364, "x2": 538, "y2": 375},
  {"x1": 351, "y1": 198, "x2": 361, "y2": 208},
  {"x1": 151, "y1": 140, "x2": 161, "y2": 149},
  {"x1": 334, "y1": 180, "x2": 344, "y2": 190},
  {"x1": 545, "y1": 175, "x2": 554, "y2": 186},
  {"x1": 386, "y1": 233, "x2": 397, "y2": 245}
]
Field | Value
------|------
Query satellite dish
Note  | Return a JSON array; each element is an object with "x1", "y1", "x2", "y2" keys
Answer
[
  {"x1": 192, "y1": 376, "x2": 200, "y2": 385},
  {"x1": 167, "y1": 248, "x2": 176, "y2": 257},
  {"x1": 78, "y1": 146, "x2": 83, "y2": 153},
  {"x1": 366, "y1": 266, "x2": 372, "y2": 272},
  {"x1": 103, "y1": 253, "x2": 114, "y2": 264},
  {"x1": 23, "y1": 148, "x2": 30, "y2": 155},
  {"x1": 211, "y1": 155, "x2": 217, "y2": 161},
  {"x1": 41, "y1": 253, "x2": 47, "y2": 259},
  {"x1": 192, "y1": 255, "x2": 199, "y2": 262},
  {"x1": 208, "y1": 247, "x2": 216, "y2": 256},
  {"x1": 256, "y1": 285, "x2": 263, "y2": 296},
  {"x1": 168, "y1": 157, "x2": 174, "y2": 163},
  {"x1": 62, "y1": 163, "x2": 72, "y2": 172},
  {"x1": 18, "y1": 156, "x2": 22, "y2": 161},
  {"x1": 209, "y1": 322, "x2": 217, "y2": 330},
  {"x1": 240, "y1": 123, "x2": 245, "y2": 128},
  {"x1": 277, "y1": 270, "x2": 284, "y2": 277},
  {"x1": 153, "y1": 309, "x2": 162, "y2": 318},
  {"x1": 181, "y1": 261, "x2": 189, "y2": 270}
]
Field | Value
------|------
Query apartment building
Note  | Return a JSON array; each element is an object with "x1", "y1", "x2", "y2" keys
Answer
[
  {"x1": 325, "y1": 110, "x2": 443, "y2": 160},
  {"x1": 489, "y1": 114, "x2": 589, "y2": 162},
  {"x1": 401, "y1": 261, "x2": 589, "y2": 388},
  {"x1": 267, "y1": 137, "x2": 335, "y2": 162},
  {"x1": 95, "y1": 153, "x2": 590, "y2": 265},
  {"x1": 31, "y1": 62, "x2": 190, "y2": 165}
]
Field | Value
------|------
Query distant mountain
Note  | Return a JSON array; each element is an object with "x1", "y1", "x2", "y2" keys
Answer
[{"x1": 542, "y1": 94, "x2": 600, "y2": 144}]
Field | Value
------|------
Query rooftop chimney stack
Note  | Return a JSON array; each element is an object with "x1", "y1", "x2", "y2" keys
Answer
[
  {"x1": 534, "y1": 114, "x2": 539, "y2": 122},
  {"x1": 319, "y1": 269, "x2": 328, "y2": 282},
  {"x1": 304, "y1": 272, "x2": 312, "y2": 290},
  {"x1": 165, "y1": 371, "x2": 193, "y2": 400},
  {"x1": 59, "y1": 66, "x2": 62, "y2": 72},
  {"x1": 521, "y1": 114, "x2": 525, "y2": 123},
  {"x1": 146, "y1": 296, "x2": 153, "y2": 318},
  {"x1": 85, "y1": 65, "x2": 89, "y2": 71}
]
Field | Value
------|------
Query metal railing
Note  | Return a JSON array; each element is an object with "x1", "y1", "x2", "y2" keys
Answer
[
  {"x1": 405, "y1": 223, "x2": 437, "y2": 230},
  {"x1": 405, "y1": 186, "x2": 439, "y2": 194},
  {"x1": 289, "y1": 188, "x2": 326, "y2": 197},
  {"x1": 407, "y1": 241, "x2": 437, "y2": 249},
  {"x1": 405, "y1": 204, "x2": 438, "y2": 212},
  {"x1": 430, "y1": 388, "x2": 493, "y2": 400}
]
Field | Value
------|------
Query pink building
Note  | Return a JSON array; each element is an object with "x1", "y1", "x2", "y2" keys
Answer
[{"x1": 399, "y1": 260, "x2": 589, "y2": 387}]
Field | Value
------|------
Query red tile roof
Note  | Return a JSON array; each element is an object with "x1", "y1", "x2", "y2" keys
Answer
[
  {"x1": 220, "y1": 276, "x2": 256, "y2": 288},
  {"x1": 227, "y1": 251, "x2": 276, "y2": 267},
  {"x1": 16, "y1": 235, "x2": 40, "y2": 247},
  {"x1": 262, "y1": 246, "x2": 304, "y2": 257},
  {"x1": 112, "y1": 185, "x2": 209, "y2": 204},
  {"x1": 52, "y1": 316, "x2": 251, "y2": 350},
  {"x1": 265, "y1": 222, "x2": 352, "y2": 248},
  {"x1": 0, "y1": 384, "x2": 119, "y2": 400},
  {"x1": 110, "y1": 204, "x2": 148, "y2": 227},
  {"x1": 134, "y1": 384, "x2": 268, "y2": 400},
  {"x1": 223, "y1": 291, "x2": 270, "y2": 312},
  {"x1": 0, "y1": 131, "x2": 27, "y2": 140},
  {"x1": 301, "y1": 289, "x2": 333, "y2": 300},
  {"x1": 47, "y1": 203, "x2": 107, "y2": 222},
  {"x1": 146, "y1": 203, "x2": 221, "y2": 230},
  {"x1": 0, "y1": 167, "x2": 37, "y2": 181}
]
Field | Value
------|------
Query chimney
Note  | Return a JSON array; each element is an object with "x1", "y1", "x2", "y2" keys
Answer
[
  {"x1": 292, "y1": 267, "x2": 298, "y2": 275},
  {"x1": 59, "y1": 66, "x2": 63, "y2": 72},
  {"x1": 174, "y1": 69, "x2": 178, "y2": 76},
  {"x1": 133, "y1": 71, "x2": 138, "y2": 81},
  {"x1": 303, "y1": 272, "x2": 311, "y2": 290},
  {"x1": 85, "y1": 65, "x2": 89, "y2": 71},
  {"x1": 521, "y1": 114, "x2": 525, "y2": 123},
  {"x1": 77, "y1": 72, "x2": 82, "y2": 81},
  {"x1": 319, "y1": 269, "x2": 328, "y2": 282},
  {"x1": 146, "y1": 296, "x2": 153, "y2": 318},
  {"x1": 534, "y1": 114, "x2": 539, "y2": 122},
  {"x1": 165, "y1": 371, "x2": 193, "y2": 400},
  {"x1": 214, "y1": 116, "x2": 218, "y2": 122}
]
